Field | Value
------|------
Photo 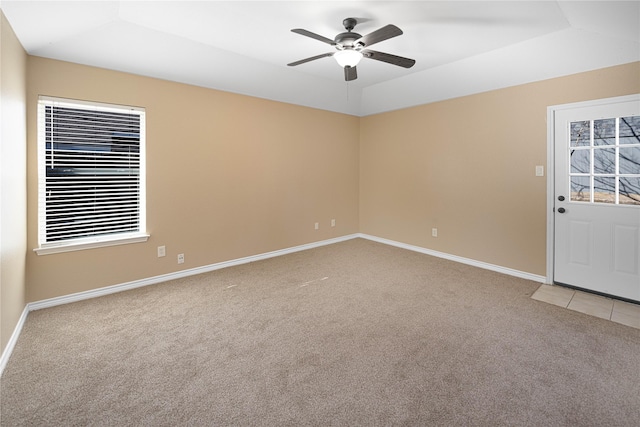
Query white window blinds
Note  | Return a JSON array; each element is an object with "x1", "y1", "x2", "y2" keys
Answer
[{"x1": 37, "y1": 97, "x2": 146, "y2": 251}]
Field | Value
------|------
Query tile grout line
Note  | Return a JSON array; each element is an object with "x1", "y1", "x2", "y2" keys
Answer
[
  {"x1": 608, "y1": 300, "x2": 615, "y2": 321},
  {"x1": 565, "y1": 290, "x2": 576, "y2": 308}
]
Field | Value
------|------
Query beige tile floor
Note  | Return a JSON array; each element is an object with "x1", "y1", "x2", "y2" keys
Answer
[{"x1": 532, "y1": 284, "x2": 640, "y2": 329}]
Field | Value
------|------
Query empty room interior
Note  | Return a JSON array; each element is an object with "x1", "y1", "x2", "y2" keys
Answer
[{"x1": 1, "y1": 1, "x2": 639, "y2": 425}]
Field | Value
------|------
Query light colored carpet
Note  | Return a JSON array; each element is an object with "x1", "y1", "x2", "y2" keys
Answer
[{"x1": 2, "y1": 238, "x2": 639, "y2": 425}]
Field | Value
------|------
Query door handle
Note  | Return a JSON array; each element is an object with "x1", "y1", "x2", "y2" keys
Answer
[{"x1": 557, "y1": 207, "x2": 566, "y2": 213}]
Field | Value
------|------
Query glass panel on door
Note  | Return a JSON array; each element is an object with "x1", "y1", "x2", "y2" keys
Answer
[{"x1": 569, "y1": 115, "x2": 640, "y2": 205}]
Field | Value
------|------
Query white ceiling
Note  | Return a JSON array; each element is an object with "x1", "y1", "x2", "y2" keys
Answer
[{"x1": 2, "y1": 1, "x2": 639, "y2": 116}]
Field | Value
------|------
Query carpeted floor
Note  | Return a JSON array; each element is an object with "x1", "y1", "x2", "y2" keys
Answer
[{"x1": 1, "y1": 238, "x2": 639, "y2": 426}]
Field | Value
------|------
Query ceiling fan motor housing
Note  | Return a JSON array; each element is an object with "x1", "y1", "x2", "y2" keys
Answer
[
  {"x1": 334, "y1": 32, "x2": 363, "y2": 49},
  {"x1": 335, "y1": 17, "x2": 363, "y2": 50}
]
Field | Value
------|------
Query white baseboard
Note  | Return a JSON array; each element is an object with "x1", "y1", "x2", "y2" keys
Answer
[
  {"x1": 28, "y1": 234, "x2": 360, "y2": 312},
  {"x1": 0, "y1": 306, "x2": 29, "y2": 377},
  {"x1": 2, "y1": 232, "x2": 544, "y2": 377},
  {"x1": 358, "y1": 233, "x2": 547, "y2": 283}
]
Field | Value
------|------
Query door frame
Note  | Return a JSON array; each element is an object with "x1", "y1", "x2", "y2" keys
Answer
[{"x1": 545, "y1": 94, "x2": 640, "y2": 286}]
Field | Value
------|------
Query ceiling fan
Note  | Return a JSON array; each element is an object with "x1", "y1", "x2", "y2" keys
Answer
[{"x1": 287, "y1": 18, "x2": 416, "y2": 81}]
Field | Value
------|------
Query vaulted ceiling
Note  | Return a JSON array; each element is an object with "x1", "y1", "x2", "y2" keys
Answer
[{"x1": 2, "y1": 1, "x2": 639, "y2": 116}]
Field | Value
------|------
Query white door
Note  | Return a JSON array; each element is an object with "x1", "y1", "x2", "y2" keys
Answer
[{"x1": 553, "y1": 95, "x2": 640, "y2": 302}]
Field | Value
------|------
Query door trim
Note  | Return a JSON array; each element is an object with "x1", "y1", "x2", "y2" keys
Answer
[{"x1": 545, "y1": 94, "x2": 640, "y2": 286}]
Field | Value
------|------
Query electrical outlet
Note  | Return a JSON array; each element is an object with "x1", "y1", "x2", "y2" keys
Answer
[
  {"x1": 157, "y1": 246, "x2": 166, "y2": 257},
  {"x1": 331, "y1": 219, "x2": 336, "y2": 227},
  {"x1": 432, "y1": 228, "x2": 438, "y2": 237},
  {"x1": 177, "y1": 253, "x2": 184, "y2": 264},
  {"x1": 315, "y1": 222, "x2": 319, "y2": 230}
]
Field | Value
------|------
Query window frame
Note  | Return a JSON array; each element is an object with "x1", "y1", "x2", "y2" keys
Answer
[{"x1": 35, "y1": 96, "x2": 149, "y2": 255}]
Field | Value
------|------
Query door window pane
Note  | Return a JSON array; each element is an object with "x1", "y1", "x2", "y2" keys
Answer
[
  {"x1": 570, "y1": 121, "x2": 590, "y2": 147},
  {"x1": 620, "y1": 116, "x2": 640, "y2": 145},
  {"x1": 570, "y1": 149, "x2": 590, "y2": 173},
  {"x1": 619, "y1": 147, "x2": 640, "y2": 174},
  {"x1": 593, "y1": 148, "x2": 615, "y2": 174},
  {"x1": 594, "y1": 118, "x2": 615, "y2": 146},
  {"x1": 619, "y1": 177, "x2": 640, "y2": 205},
  {"x1": 571, "y1": 176, "x2": 591, "y2": 202},
  {"x1": 594, "y1": 177, "x2": 615, "y2": 204}
]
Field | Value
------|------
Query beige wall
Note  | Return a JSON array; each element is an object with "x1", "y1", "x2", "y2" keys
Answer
[
  {"x1": 1, "y1": 11, "x2": 28, "y2": 354},
  {"x1": 15, "y1": 52, "x2": 640, "y2": 315},
  {"x1": 360, "y1": 62, "x2": 640, "y2": 276},
  {"x1": 26, "y1": 57, "x2": 360, "y2": 302}
]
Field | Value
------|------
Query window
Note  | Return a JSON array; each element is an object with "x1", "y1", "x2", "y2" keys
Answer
[
  {"x1": 569, "y1": 115, "x2": 640, "y2": 205},
  {"x1": 36, "y1": 97, "x2": 148, "y2": 255}
]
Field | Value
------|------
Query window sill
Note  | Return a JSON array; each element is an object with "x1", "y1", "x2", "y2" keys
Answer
[{"x1": 34, "y1": 233, "x2": 150, "y2": 255}]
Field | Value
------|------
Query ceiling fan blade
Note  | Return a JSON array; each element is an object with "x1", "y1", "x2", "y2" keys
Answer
[
  {"x1": 291, "y1": 29, "x2": 337, "y2": 46},
  {"x1": 287, "y1": 52, "x2": 334, "y2": 67},
  {"x1": 344, "y1": 65, "x2": 357, "y2": 81},
  {"x1": 362, "y1": 49, "x2": 415, "y2": 68},
  {"x1": 355, "y1": 24, "x2": 403, "y2": 47}
]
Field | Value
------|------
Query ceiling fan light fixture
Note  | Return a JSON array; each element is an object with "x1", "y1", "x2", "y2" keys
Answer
[{"x1": 334, "y1": 49, "x2": 363, "y2": 68}]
